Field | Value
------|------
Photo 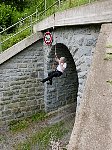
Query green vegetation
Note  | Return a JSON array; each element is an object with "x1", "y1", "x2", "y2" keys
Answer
[
  {"x1": 106, "y1": 80, "x2": 112, "y2": 85},
  {"x1": 9, "y1": 111, "x2": 48, "y2": 132},
  {"x1": 15, "y1": 121, "x2": 68, "y2": 150},
  {"x1": 0, "y1": 0, "x2": 98, "y2": 52},
  {"x1": 0, "y1": 4, "x2": 19, "y2": 32},
  {"x1": 9, "y1": 119, "x2": 29, "y2": 132},
  {"x1": 0, "y1": 0, "x2": 29, "y2": 12},
  {"x1": 106, "y1": 44, "x2": 112, "y2": 48},
  {"x1": 59, "y1": 0, "x2": 96, "y2": 11},
  {"x1": 0, "y1": 135, "x2": 5, "y2": 142},
  {"x1": 104, "y1": 53, "x2": 112, "y2": 60},
  {"x1": 2, "y1": 29, "x2": 30, "y2": 51}
]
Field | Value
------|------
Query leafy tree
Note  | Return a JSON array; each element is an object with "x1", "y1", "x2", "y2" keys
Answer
[
  {"x1": 0, "y1": 3, "x2": 22, "y2": 32},
  {"x1": 0, "y1": 0, "x2": 56, "y2": 32},
  {"x1": 0, "y1": 0, "x2": 29, "y2": 11}
]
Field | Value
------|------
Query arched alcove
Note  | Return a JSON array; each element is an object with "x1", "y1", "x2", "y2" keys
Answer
[{"x1": 44, "y1": 43, "x2": 79, "y2": 112}]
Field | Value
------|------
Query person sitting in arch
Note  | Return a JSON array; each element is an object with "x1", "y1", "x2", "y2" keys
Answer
[{"x1": 41, "y1": 53, "x2": 67, "y2": 85}]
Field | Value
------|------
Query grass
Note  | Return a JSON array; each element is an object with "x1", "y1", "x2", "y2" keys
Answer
[
  {"x1": 0, "y1": 0, "x2": 98, "y2": 52},
  {"x1": 58, "y1": 0, "x2": 96, "y2": 11},
  {"x1": 106, "y1": 80, "x2": 112, "y2": 85},
  {"x1": 1, "y1": 29, "x2": 30, "y2": 52},
  {"x1": 0, "y1": 135, "x2": 5, "y2": 142},
  {"x1": 106, "y1": 44, "x2": 112, "y2": 48},
  {"x1": 15, "y1": 121, "x2": 68, "y2": 150},
  {"x1": 104, "y1": 53, "x2": 112, "y2": 60},
  {"x1": 9, "y1": 111, "x2": 48, "y2": 132}
]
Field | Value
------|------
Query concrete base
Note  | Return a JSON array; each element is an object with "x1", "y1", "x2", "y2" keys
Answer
[{"x1": 68, "y1": 23, "x2": 112, "y2": 150}]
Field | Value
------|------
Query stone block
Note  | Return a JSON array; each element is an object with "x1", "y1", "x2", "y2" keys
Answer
[
  {"x1": 38, "y1": 71, "x2": 44, "y2": 78},
  {"x1": 23, "y1": 84, "x2": 32, "y2": 88},
  {"x1": 28, "y1": 87, "x2": 35, "y2": 93},
  {"x1": 0, "y1": 106, "x2": 4, "y2": 111},
  {"x1": 17, "y1": 63, "x2": 27, "y2": 68},
  {"x1": 3, "y1": 91, "x2": 13, "y2": 97},
  {"x1": 84, "y1": 37, "x2": 97, "y2": 46},
  {"x1": 2, "y1": 110, "x2": 11, "y2": 117},
  {"x1": 7, "y1": 102, "x2": 20, "y2": 109},
  {"x1": 27, "y1": 100, "x2": 37, "y2": 106},
  {"x1": 19, "y1": 101, "x2": 27, "y2": 107},
  {"x1": 30, "y1": 105, "x2": 41, "y2": 111},
  {"x1": 25, "y1": 78, "x2": 37, "y2": 84},
  {"x1": 18, "y1": 94, "x2": 27, "y2": 99},
  {"x1": 20, "y1": 88, "x2": 28, "y2": 94}
]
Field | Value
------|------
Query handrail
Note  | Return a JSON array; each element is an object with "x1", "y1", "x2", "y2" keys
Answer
[
  {"x1": 0, "y1": 5, "x2": 43, "y2": 34},
  {"x1": 0, "y1": 0, "x2": 60, "y2": 49},
  {"x1": 0, "y1": 0, "x2": 98, "y2": 52},
  {"x1": 2, "y1": 26, "x2": 31, "y2": 43},
  {"x1": 36, "y1": 0, "x2": 45, "y2": 9},
  {"x1": 39, "y1": 1, "x2": 58, "y2": 16}
]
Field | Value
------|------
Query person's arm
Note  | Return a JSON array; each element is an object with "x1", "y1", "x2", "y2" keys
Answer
[{"x1": 55, "y1": 53, "x2": 60, "y2": 63}]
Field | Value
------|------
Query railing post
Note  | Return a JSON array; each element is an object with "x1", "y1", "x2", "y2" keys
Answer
[
  {"x1": 36, "y1": 8, "x2": 38, "y2": 21},
  {"x1": 78, "y1": 0, "x2": 80, "y2": 6},
  {"x1": 30, "y1": 15, "x2": 33, "y2": 34},
  {"x1": 36, "y1": 8, "x2": 39, "y2": 22},
  {"x1": 69, "y1": 0, "x2": 72, "y2": 7},
  {"x1": 0, "y1": 34, "x2": 2, "y2": 53},
  {"x1": 58, "y1": 0, "x2": 61, "y2": 7},
  {"x1": 45, "y1": 0, "x2": 46, "y2": 16},
  {"x1": 38, "y1": 12, "x2": 40, "y2": 21}
]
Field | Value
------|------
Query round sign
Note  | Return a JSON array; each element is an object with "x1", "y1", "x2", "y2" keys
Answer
[{"x1": 44, "y1": 32, "x2": 53, "y2": 45}]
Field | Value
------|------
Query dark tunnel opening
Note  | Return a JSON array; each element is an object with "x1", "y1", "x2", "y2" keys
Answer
[{"x1": 45, "y1": 43, "x2": 79, "y2": 113}]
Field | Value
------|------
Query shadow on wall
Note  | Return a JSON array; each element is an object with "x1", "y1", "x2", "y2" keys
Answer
[{"x1": 45, "y1": 43, "x2": 79, "y2": 113}]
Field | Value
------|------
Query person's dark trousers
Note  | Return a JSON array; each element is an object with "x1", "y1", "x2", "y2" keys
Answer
[{"x1": 42, "y1": 70, "x2": 62, "y2": 85}]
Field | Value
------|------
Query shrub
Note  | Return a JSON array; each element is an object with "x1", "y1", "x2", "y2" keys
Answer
[{"x1": 0, "y1": 3, "x2": 21, "y2": 33}]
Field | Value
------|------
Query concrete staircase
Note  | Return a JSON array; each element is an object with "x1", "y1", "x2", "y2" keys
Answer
[{"x1": 68, "y1": 23, "x2": 112, "y2": 150}]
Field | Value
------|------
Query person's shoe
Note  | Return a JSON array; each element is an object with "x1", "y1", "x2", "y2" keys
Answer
[
  {"x1": 47, "y1": 81, "x2": 50, "y2": 84},
  {"x1": 49, "y1": 79, "x2": 52, "y2": 85}
]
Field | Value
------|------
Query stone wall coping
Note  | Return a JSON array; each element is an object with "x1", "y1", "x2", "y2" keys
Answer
[
  {"x1": 33, "y1": 0, "x2": 112, "y2": 32},
  {"x1": 0, "y1": 32, "x2": 43, "y2": 65}
]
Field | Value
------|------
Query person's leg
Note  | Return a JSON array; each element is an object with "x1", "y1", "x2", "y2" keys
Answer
[
  {"x1": 47, "y1": 71, "x2": 62, "y2": 85},
  {"x1": 41, "y1": 71, "x2": 56, "y2": 83},
  {"x1": 54, "y1": 71, "x2": 62, "y2": 77},
  {"x1": 48, "y1": 71, "x2": 53, "y2": 77},
  {"x1": 41, "y1": 71, "x2": 62, "y2": 85},
  {"x1": 48, "y1": 71, "x2": 54, "y2": 84}
]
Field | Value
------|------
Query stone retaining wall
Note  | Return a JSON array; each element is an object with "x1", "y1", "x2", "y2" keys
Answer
[
  {"x1": 0, "y1": 25, "x2": 101, "y2": 124},
  {"x1": 0, "y1": 39, "x2": 44, "y2": 124}
]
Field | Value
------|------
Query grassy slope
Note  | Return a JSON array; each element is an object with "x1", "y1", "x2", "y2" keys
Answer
[{"x1": 1, "y1": 0, "x2": 98, "y2": 52}]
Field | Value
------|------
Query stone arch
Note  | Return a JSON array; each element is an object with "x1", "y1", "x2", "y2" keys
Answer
[
  {"x1": 51, "y1": 25, "x2": 101, "y2": 107},
  {"x1": 43, "y1": 25, "x2": 100, "y2": 111},
  {"x1": 44, "y1": 43, "x2": 79, "y2": 113}
]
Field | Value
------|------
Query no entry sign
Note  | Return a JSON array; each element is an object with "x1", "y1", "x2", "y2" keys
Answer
[{"x1": 44, "y1": 32, "x2": 53, "y2": 45}]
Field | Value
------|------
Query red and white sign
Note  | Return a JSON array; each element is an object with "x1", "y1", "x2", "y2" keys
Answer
[{"x1": 44, "y1": 32, "x2": 53, "y2": 45}]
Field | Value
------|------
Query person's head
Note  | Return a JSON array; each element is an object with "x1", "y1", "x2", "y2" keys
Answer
[{"x1": 60, "y1": 57, "x2": 66, "y2": 63}]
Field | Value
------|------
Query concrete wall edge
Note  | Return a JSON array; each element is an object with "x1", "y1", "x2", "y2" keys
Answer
[
  {"x1": 0, "y1": 32, "x2": 43, "y2": 65},
  {"x1": 33, "y1": 0, "x2": 112, "y2": 32}
]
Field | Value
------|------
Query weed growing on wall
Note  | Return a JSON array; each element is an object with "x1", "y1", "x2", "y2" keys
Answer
[{"x1": 9, "y1": 111, "x2": 48, "y2": 132}]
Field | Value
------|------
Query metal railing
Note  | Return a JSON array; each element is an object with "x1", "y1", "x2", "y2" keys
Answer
[{"x1": 0, "y1": 0, "x2": 97, "y2": 52}]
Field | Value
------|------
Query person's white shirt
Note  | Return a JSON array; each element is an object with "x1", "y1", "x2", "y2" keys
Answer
[{"x1": 57, "y1": 63, "x2": 67, "y2": 73}]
